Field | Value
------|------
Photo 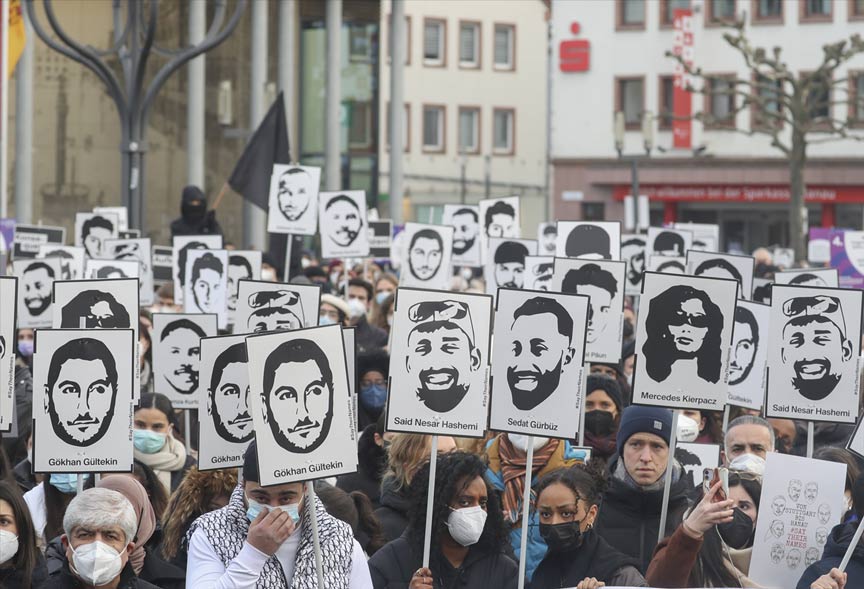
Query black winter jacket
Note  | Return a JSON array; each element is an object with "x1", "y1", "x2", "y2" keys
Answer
[
  {"x1": 797, "y1": 521, "x2": 864, "y2": 589},
  {"x1": 37, "y1": 560, "x2": 161, "y2": 589},
  {"x1": 336, "y1": 424, "x2": 386, "y2": 508},
  {"x1": 374, "y1": 478, "x2": 412, "y2": 542}
]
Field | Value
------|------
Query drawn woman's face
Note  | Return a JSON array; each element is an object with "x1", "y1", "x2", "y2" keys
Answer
[{"x1": 668, "y1": 297, "x2": 708, "y2": 355}]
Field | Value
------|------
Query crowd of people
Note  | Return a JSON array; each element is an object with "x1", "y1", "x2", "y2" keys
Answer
[{"x1": 0, "y1": 196, "x2": 861, "y2": 589}]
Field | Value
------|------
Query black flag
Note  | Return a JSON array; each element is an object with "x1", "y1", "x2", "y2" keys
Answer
[{"x1": 227, "y1": 92, "x2": 291, "y2": 210}]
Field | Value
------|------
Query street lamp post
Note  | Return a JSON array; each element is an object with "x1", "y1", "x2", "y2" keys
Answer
[{"x1": 615, "y1": 111, "x2": 653, "y2": 229}]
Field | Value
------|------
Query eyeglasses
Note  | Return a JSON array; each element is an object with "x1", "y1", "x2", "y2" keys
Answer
[{"x1": 670, "y1": 310, "x2": 709, "y2": 328}]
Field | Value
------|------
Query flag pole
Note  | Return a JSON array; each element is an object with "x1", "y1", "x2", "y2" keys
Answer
[
  {"x1": 0, "y1": 0, "x2": 10, "y2": 219},
  {"x1": 211, "y1": 182, "x2": 229, "y2": 211}
]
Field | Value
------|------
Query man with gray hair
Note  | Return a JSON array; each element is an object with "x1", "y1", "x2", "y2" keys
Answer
[
  {"x1": 723, "y1": 414, "x2": 775, "y2": 466},
  {"x1": 44, "y1": 487, "x2": 160, "y2": 588}
]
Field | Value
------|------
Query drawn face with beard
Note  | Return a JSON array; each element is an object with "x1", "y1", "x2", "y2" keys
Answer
[
  {"x1": 506, "y1": 297, "x2": 574, "y2": 410},
  {"x1": 276, "y1": 168, "x2": 314, "y2": 222},
  {"x1": 621, "y1": 239, "x2": 645, "y2": 286},
  {"x1": 22, "y1": 263, "x2": 54, "y2": 317},
  {"x1": 451, "y1": 210, "x2": 478, "y2": 256},
  {"x1": 325, "y1": 195, "x2": 362, "y2": 247},
  {"x1": 161, "y1": 323, "x2": 204, "y2": 395},
  {"x1": 208, "y1": 343, "x2": 253, "y2": 443},
  {"x1": 729, "y1": 307, "x2": 758, "y2": 386},
  {"x1": 408, "y1": 231, "x2": 443, "y2": 281}
]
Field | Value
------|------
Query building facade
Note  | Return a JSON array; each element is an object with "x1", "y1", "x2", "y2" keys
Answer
[{"x1": 552, "y1": 0, "x2": 864, "y2": 253}]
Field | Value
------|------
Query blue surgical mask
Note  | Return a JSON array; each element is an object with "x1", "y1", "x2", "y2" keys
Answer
[
  {"x1": 319, "y1": 315, "x2": 337, "y2": 326},
  {"x1": 17, "y1": 340, "x2": 33, "y2": 357},
  {"x1": 133, "y1": 429, "x2": 167, "y2": 454},
  {"x1": 246, "y1": 498, "x2": 301, "y2": 525},
  {"x1": 50, "y1": 473, "x2": 89, "y2": 495},
  {"x1": 375, "y1": 291, "x2": 391, "y2": 305},
  {"x1": 360, "y1": 383, "x2": 387, "y2": 411}
]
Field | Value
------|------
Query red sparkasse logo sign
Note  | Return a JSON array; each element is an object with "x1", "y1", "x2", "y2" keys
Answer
[{"x1": 612, "y1": 184, "x2": 864, "y2": 203}]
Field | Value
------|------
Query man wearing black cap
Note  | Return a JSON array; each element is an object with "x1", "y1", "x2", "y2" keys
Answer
[
  {"x1": 493, "y1": 241, "x2": 530, "y2": 289},
  {"x1": 186, "y1": 440, "x2": 373, "y2": 587},
  {"x1": 594, "y1": 405, "x2": 691, "y2": 573},
  {"x1": 564, "y1": 224, "x2": 612, "y2": 259},
  {"x1": 170, "y1": 186, "x2": 223, "y2": 238}
]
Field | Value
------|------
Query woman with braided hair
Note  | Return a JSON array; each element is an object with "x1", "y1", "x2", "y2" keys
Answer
[{"x1": 368, "y1": 451, "x2": 518, "y2": 589}]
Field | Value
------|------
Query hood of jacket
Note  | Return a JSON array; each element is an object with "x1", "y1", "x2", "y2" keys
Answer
[
  {"x1": 378, "y1": 476, "x2": 411, "y2": 515},
  {"x1": 823, "y1": 521, "x2": 864, "y2": 561},
  {"x1": 181, "y1": 185, "x2": 207, "y2": 224}
]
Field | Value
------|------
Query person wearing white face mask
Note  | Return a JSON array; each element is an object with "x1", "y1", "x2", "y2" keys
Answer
[
  {"x1": 186, "y1": 440, "x2": 372, "y2": 588},
  {"x1": 484, "y1": 432, "x2": 590, "y2": 581},
  {"x1": 0, "y1": 480, "x2": 47, "y2": 587},
  {"x1": 42, "y1": 487, "x2": 159, "y2": 589},
  {"x1": 345, "y1": 279, "x2": 388, "y2": 354},
  {"x1": 369, "y1": 451, "x2": 518, "y2": 589}
]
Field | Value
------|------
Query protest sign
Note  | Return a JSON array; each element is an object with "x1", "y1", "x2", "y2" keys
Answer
[
  {"x1": 537, "y1": 222, "x2": 557, "y2": 256},
  {"x1": 479, "y1": 196, "x2": 521, "y2": 261},
  {"x1": 342, "y1": 327, "x2": 358, "y2": 431},
  {"x1": 830, "y1": 229, "x2": 864, "y2": 289},
  {"x1": 152, "y1": 245, "x2": 173, "y2": 285},
  {"x1": 104, "y1": 238, "x2": 154, "y2": 307},
  {"x1": 399, "y1": 222, "x2": 454, "y2": 291},
  {"x1": 266, "y1": 164, "x2": 321, "y2": 235},
  {"x1": 621, "y1": 234, "x2": 646, "y2": 296},
  {"x1": 386, "y1": 288, "x2": 492, "y2": 438},
  {"x1": 773, "y1": 247, "x2": 795, "y2": 268},
  {"x1": 85, "y1": 258, "x2": 139, "y2": 280},
  {"x1": 675, "y1": 442, "x2": 719, "y2": 489},
  {"x1": 555, "y1": 221, "x2": 621, "y2": 261},
  {"x1": 673, "y1": 222, "x2": 719, "y2": 251},
  {"x1": 0, "y1": 219, "x2": 14, "y2": 253},
  {"x1": 93, "y1": 206, "x2": 129, "y2": 231},
  {"x1": 0, "y1": 277, "x2": 16, "y2": 431},
  {"x1": 118, "y1": 229, "x2": 140, "y2": 239},
  {"x1": 728, "y1": 300, "x2": 770, "y2": 411},
  {"x1": 233, "y1": 280, "x2": 321, "y2": 335},
  {"x1": 318, "y1": 190, "x2": 370, "y2": 259},
  {"x1": 225, "y1": 251, "x2": 262, "y2": 321},
  {"x1": 152, "y1": 313, "x2": 218, "y2": 409},
  {"x1": 32, "y1": 328, "x2": 135, "y2": 473},
  {"x1": 686, "y1": 250, "x2": 754, "y2": 301},
  {"x1": 488, "y1": 288, "x2": 588, "y2": 439},
  {"x1": 368, "y1": 220, "x2": 393, "y2": 259},
  {"x1": 631, "y1": 272, "x2": 738, "y2": 411},
  {"x1": 647, "y1": 226, "x2": 692, "y2": 259},
  {"x1": 443, "y1": 204, "x2": 481, "y2": 267},
  {"x1": 775, "y1": 267, "x2": 839, "y2": 288},
  {"x1": 552, "y1": 258, "x2": 626, "y2": 363},
  {"x1": 522, "y1": 256, "x2": 554, "y2": 291},
  {"x1": 38, "y1": 245, "x2": 85, "y2": 281},
  {"x1": 766, "y1": 284, "x2": 862, "y2": 424},
  {"x1": 197, "y1": 334, "x2": 254, "y2": 470},
  {"x1": 808, "y1": 227, "x2": 837, "y2": 265},
  {"x1": 184, "y1": 249, "x2": 229, "y2": 328},
  {"x1": 847, "y1": 415, "x2": 864, "y2": 461},
  {"x1": 484, "y1": 238, "x2": 538, "y2": 294},
  {"x1": 75, "y1": 212, "x2": 119, "y2": 258},
  {"x1": 12, "y1": 224, "x2": 65, "y2": 260},
  {"x1": 752, "y1": 278, "x2": 773, "y2": 304},
  {"x1": 14, "y1": 257, "x2": 62, "y2": 328},
  {"x1": 647, "y1": 255, "x2": 686, "y2": 275},
  {"x1": 750, "y1": 453, "x2": 847, "y2": 589},
  {"x1": 171, "y1": 235, "x2": 223, "y2": 306},
  {"x1": 246, "y1": 324, "x2": 357, "y2": 485}
]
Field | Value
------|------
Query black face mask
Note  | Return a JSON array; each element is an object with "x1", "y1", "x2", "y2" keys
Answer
[
  {"x1": 539, "y1": 520, "x2": 583, "y2": 553},
  {"x1": 717, "y1": 507, "x2": 754, "y2": 549},
  {"x1": 584, "y1": 410, "x2": 615, "y2": 437}
]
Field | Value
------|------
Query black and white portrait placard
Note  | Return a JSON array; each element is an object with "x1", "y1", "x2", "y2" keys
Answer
[
  {"x1": 621, "y1": 234, "x2": 646, "y2": 296},
  {"x1": 38, "y1": 246, "x2": 85, "y2": 281},
  {"x1": 318, "y1": 190, "x2": 370, "y2": 259},
  {"x1": 233, "y1": 280, "x2": 322, "y2": 335},
  {"x1": 32, "y1": 328, "x2": 134, "y2": 473},
  {"x1": 686, "y1": 250, "x2": 755, "y2": 301},
  {"x1": 753, "y1": 278, "x2": 773, "y2": 304},
  {"x1": 488, "y1": 288, "x2": 588, "y2": 439},
  {"x1": 523, "y1": 256, "x2": 554, "y2": 291},
  {"x1": 553, "y1": 258, "x2": 626, "y2": 363},
  {"x1": 675, "y1": 442, "x2": 720, "y2": 490},
  {"x1": 647, "y1": 255, "x2": 687, "y2": 275},
  {"x1": 632, "y1": 272, "x2": 739, "y2": 411},
  {"x1": 728, "y1": 300, "x2": 770, "y2": 411},
  {"x1": 0, "y1": 277, "x2": 16, "y2": 431},
  {"x1": 848, "y1": 417, "x2": 864, "y2": 460},
  {"x1": 479, "y1": 196, "x2": 521, "y2": 260},
  {"x1": 647, "y1": 227, "x2": 693, "y2": 258},
  {"x1": 14, "y1": 258, "x2": 62, "y2": 328},
  {"x1": 673, "y1": 222, "x2": 719, "y2": 252},
  {"x1": 93, "y1": 206, "x2": 129, "y2": 231},
  {"x1": 266, "y1": 164, "x2": 321, "y2": 235},
  {"x1": 172, "y1": 235, "x2": 223, "y2": 306},
  {"x1": 85, "y1": 259, "x2": 139, "y2": 281},
  {"x1": 152, "y1": 313, "x2": 218, "y2": 409},
  {"x1": 226, "y1": 251, "x2": 262, "y2": 321},
  {"x1": 184, "y1": 249, "x2": 229, "y2": 328},
  {"x1": 104, "y1": 238, "x2": 154, "y2": 307},
  {"x1": 152, "y1": 245, "x2": 173, "y2": 285},
  {"x1": 555, "y1": 221, "x2": 621, "y2": 261},
  {"x1": 443, "y1": 204, "x2": 481, "y2": 267},
  {"x1": 386, "y1": 288, "x2": 493, "y2": 438},
  {"x1": 765, "y1": 284, "x2": 862, "y2": 423},
  {"x1": 368, "y1": 221, "x2": 393, "y2": 259},
  {"x1": 12, "y1": 224, "x2": 65, "y2": 259},
  {"x1": 246, "y1": 324, "x2": 357, "y2": 485},
  {"x1": 484, "y1": 238, "x2": 538, "y2": 294},
  {"x1": 774, "y1": 268, "x2": 839, "y2": 288},
  {"x1": 400, "y1": 222, "x2": 454, "y2": 290},
  {"x1": 750, "y1": 453, "x2": 846, "y2": 589},
  {"x1": 537, "y1": 223, "x2": 557, "y2": 256},
  {"x1": 197, "y1": 334, "x2": 254, "y2": 470},
  {"x1": 75, "y1": 212, "x2": 119, "y2": 258}
]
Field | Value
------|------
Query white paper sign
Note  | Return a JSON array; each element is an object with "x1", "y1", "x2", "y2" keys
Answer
[
  {"x1": 621, "y1": 234, "x2": 646, "y2": 296},
  {"x1": 32, "y1": 328, "x2": 134, "y2": 473},
  {"x1": 687, "y1": 250, "x2": 755, "y2": 301},
  {"x1": 479, "y1": 196, "x2": 521, "y2": 261},
  {"x1": 197, "y1": 334, "x2": 254, "y2": 470},
  {"x1": 765, "y1": 284, "x2": 862, "y2": 423},
  {"x1": 104, "y1": 238, "x2": 154, "y2": 307},
  {"x1": 488, "y1": 288, "x2": 588, "y2": 439},
  {"x1": 93, "y1": 206, "x2": 129, "y2": 231},
  {"x1": 675, "y1": 442, "x2": 719, "y2": 489},
  {"x1": 266, "y1": 164, "x2": 321, "y2": 236},
  {"x1": 673, "y1": 223, "x2": 719, "y2": 252},
  {"x1": 85, "y1": 259, "x2": 140, "y2": 281},
  {"x1": 774, "y1": 268, "x2": 839, "y2": 288},
  {"x1": 343, "y1": 327, "x2": 358, "y2": 431},
  {"x1": 647, "y1": 255, "x2": 686, "y2": 275},
  {"x1": 399, "y1": 223, "x2": 454, "y2": 290},
  {"x1": 537, "y1": 222, "x2": 557, "y2": 256},
  {"x1": 233, "y1": 280, "x2": 322, "y2": 335},
  {"x1": 386, "y1": 288, "x2": 492, "y2": 438},
  {"x1": 552, "y1": 258, "x2": 626, "y2": 363},
  {"x1": 753, "y1": 278, "x2": 773, "y2": 304},
  {"x1": 184, "y1": 249, "x2": 229, "y2": 329},
  {"x1": 0, "y1": 277, "x2": 17, "y2": 431},
  {"x1": 647, "y1": 227, "x2": 692, "y2": 259},
  {"x1": 319, "y1": 190, "x2": 370, "y2": 259},
  {"x1": 152, "y1": 313, "x2": 218, "y2": 409},
  {"x1": 555, "y1": 221, "x2": 621, "y2": 261},
  {"x1": 14, "y1": 258, "x2": 62, "y2": 328},
  {"x1": 773, "y1": 248, "x2": 795, "y2": 269},
  {"x1": 172, "y1": 235, "x2": 223, "y2": 306},
  {"x1": 728, "y1": 301, "x2": 770, "y2": 411},
  {"x1": 523, "y1": 256, "x2": 554, "y2": 291},
  {"x1": 631, "y1": 272, "x2": 739, "y2": 411},
  {"x1": 484, "y1": 238, "x2": 538, "y2": 294},
  {"x1": 38, "y1": 246, "x2": 86, "y2": 281},
  {"x1": 75, "y1": 212, "x2": 119, "y2": 258},
  {"x1": 246, "y1": 324, "x2": 358, "y2": 485},
  {"x1": 226, "y1": 251, "x2": 263, "y2": 321},
  {"x1": 443, "y1": 205, "x2": 481, "y2": 267},
  {"x1": 750, "y1": 453, "x2": 847, "y2": 589}
]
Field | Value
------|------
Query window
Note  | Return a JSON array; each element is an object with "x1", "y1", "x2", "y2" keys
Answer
[
  {"x1": 422, "y1": 105, "x2": 445, "y2": 152},
  {"x1": 804, "y1": 72, "x2": 832, "y2": 123},
  {"x1": 349, "y1": 24, "x2": 372, "y2": 63},
  {"x1": 661, "y1": 0, "x2": 691, "y2": 26},
  {"x1": 618, "y1": 0, "x2": 646, "y2": 28},
  {"x1": 801, "y1": 0, "x2": 832, "y2": 20},
  {"x1": 616, "y1": 77, "x2": 644, "y2": 128},
  {"x1": 348, "y1": 101, "x2": 372, "y2": 148},
  {"x1": 753, "y1": 0, "x2": 783, "y2": 21},
  {"x1": 706, "y1": 0, "x2": 737, "y2": 23},
  {"x1": 424, "y1": 19, "x2": 445, "y2": 66},
  {"x1": 458, "y1": 107, "x2": 480, "y2": 153},
  {"x1": 492, "y1": 108, "x2": 514, "y2": 154},
  {"x1": 659, "y1": 76, "x2": 675, "y2": 129},
  {"x1": 705, "y1": 75, "x2": 736, "y2": 127},
  {"x1": 387, "y1": 15, "x2": 411, "y2": 65},
  {"x1": 386, "y1": 103, "x2": 410, "y2": 152},
  {"x1": 582, "y1": 203, "x2": 606, "y2": 221},
  {"x1": 850, "y1": 72, "x2": 864, "y2": 124},
  {"x1": 852, "y1": 0, "x2": 864, "y2": 20},
  {"x1": 493, "y1": 24, "x2": 515, "y2": 70},
  {"x1": 459, "y1": 22, "x2": 480, "y2": 68},
  {"x1": 752, "y1": 74, "x2": 783, "y2": 129}
]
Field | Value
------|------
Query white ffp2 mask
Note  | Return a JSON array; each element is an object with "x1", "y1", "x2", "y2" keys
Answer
[
  {"x1": 0, "y1": 530, "x2": 18, "y2": 565},
  {"x1": 71, "y1": 541, "x2": 124, "y2": 586},
  {"x1": 446, "y1": 506, "x2": 487, "y2": 546}
]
